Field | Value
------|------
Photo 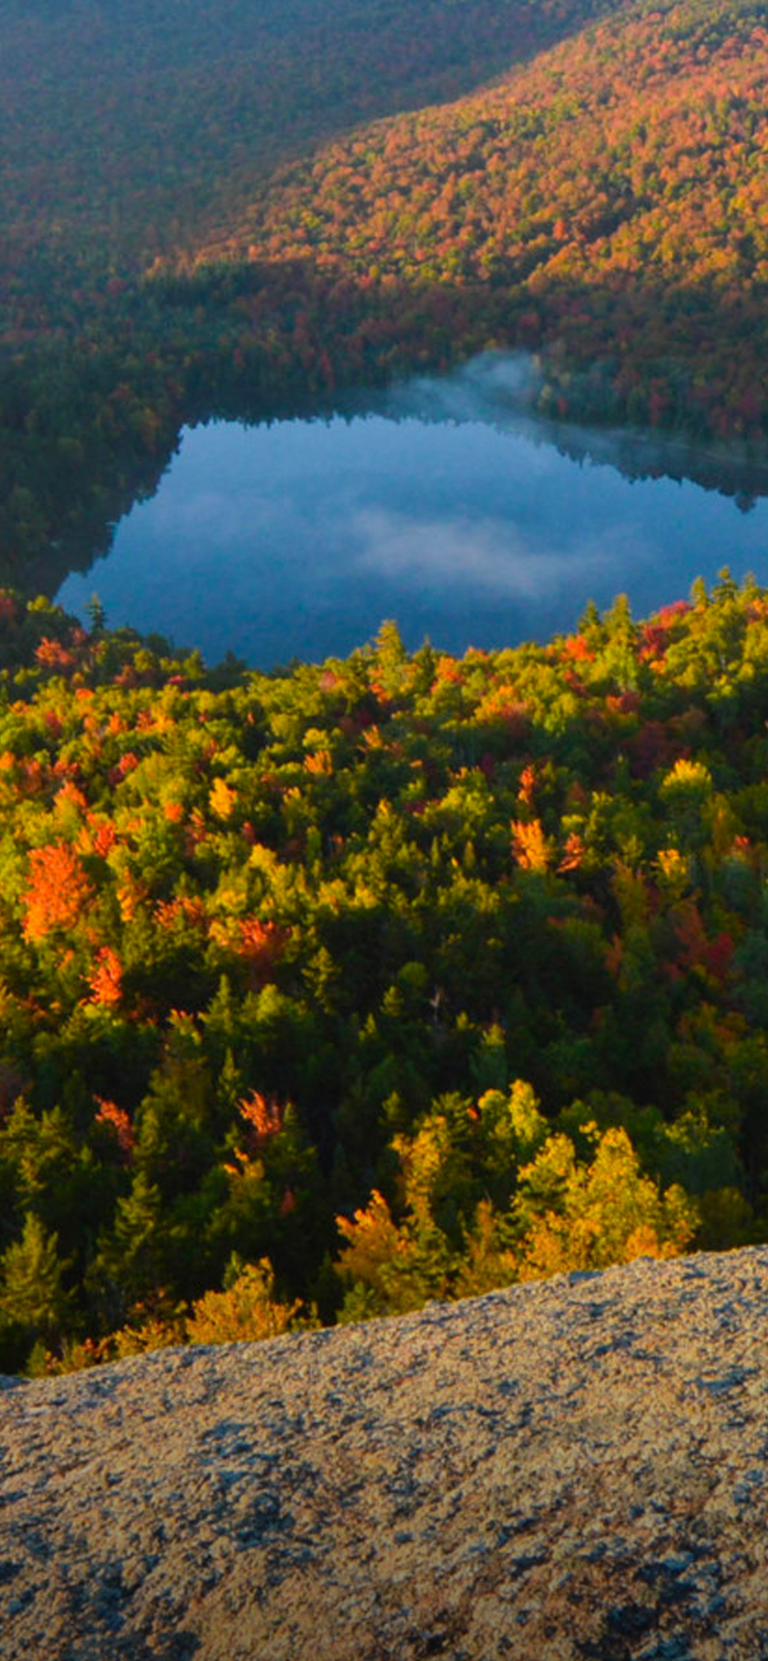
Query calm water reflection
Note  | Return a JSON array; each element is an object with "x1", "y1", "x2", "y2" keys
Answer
[{"x1": 58, "y1": 356, "x2": 768, "y2": 665}]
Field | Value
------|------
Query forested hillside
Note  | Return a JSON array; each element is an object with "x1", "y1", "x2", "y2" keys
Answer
[
  {"x1": 212, "y1": 0, "x2": 768, "y2": 437},
  {"x1": 3, "y1": 0, "x2": 768, "y2": 580},
  {"x1": 1, "y1": 575, "x2": 768, "y2": 1372},
  {"x1": 0, "y1": 0, "x2": 606, "y2": 337}
]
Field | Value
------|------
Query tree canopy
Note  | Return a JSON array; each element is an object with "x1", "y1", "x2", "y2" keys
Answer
[{"x1": 0, "y1": 576, "x2": 766, "y2": 1371}]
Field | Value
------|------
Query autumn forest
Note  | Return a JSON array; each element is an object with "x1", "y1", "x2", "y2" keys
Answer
[{"x1": 2, "y1": 0, "x2": 768, "y2": 1370}]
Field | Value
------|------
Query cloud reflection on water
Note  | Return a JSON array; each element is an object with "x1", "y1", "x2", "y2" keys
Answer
[{"x1": 350, "y1": 506, "x2": 648, "y2": 599}]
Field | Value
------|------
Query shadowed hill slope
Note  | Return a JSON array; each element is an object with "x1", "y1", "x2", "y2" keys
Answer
[
  {"x1": 3, "y1": 1247, "x2": 768, "y2": 1659},
  {"x1": 0, "y1": 0, "x2": 609, "y2": 327}
]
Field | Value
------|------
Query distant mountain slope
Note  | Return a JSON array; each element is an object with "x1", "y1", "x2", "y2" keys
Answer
[
  {"x1": 0, "y1": 0, "x2": 609, "y2": 318},
  {"x1": 3, "y1": 0, "x2": 768, "y2": 575},
  {"x1": 2, "y1": 0, "x2": 767, "y2": 411},
  {"x1": 4, "y1": 1248, "x2": 768, "y2": 1659},
  {"x1": 196, "y1": 0, "x2": 768, "y2": 434}
]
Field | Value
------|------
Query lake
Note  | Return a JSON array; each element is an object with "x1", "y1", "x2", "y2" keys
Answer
[{"x1": 58, "y1": 354, "x2": 768, "y2": 666}]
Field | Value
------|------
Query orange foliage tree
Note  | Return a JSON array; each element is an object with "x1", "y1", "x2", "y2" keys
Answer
[{"x1": 21, "y1": 843, "x2": 92, "y2": 943}]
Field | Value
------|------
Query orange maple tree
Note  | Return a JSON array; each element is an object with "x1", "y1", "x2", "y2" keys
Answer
[{"x1": 21, "y1": 843, "x2": 92, "y2": 942}]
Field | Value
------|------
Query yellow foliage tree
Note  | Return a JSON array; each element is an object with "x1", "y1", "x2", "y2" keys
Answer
[
  {"x1": 334, "y1": 1095, "x2": 697, "y2": 1319},
  {"x1": 185, "y1": 1258, "x2": 315, "y2": 1345},
  {"x1": 209, "y1": 777, "x2": 236, "y2": 820},
  {"x1": 511, "y1": 817, "x2": 550, "y2": 872},
  {"x1": 335, "y1": 1188, "x2": 453, "y2": 1321},
  {"x1": 512, "y1": 1125, "x2": 697, "y2": 1281}
]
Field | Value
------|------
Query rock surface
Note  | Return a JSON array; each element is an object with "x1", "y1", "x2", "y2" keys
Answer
[{"x1": 3, "y1": 1249, "x2": 768, "y2": 1659}]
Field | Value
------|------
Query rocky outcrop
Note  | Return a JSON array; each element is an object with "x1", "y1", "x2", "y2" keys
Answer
[{"x1": 3, "y1": 1248, "x2": 768, "y2": 1659}]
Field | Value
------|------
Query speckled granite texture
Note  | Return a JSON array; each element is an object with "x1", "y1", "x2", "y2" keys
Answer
[{"x1": 3, "y1": 1248, "x2": 768, "y2": 1659}]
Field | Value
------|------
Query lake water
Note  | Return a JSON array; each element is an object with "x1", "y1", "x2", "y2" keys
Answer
[{"x1": 58, "y1": 354, "x2": 768, "y2": 666}]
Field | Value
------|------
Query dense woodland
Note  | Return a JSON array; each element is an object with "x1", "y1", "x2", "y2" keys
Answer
[
  {"x1": 4, "y1": 0, "x2": 768, "y2": 1368},
  {"x1": 1, "y1": 576, "x2": 768, "y2": 1371}
]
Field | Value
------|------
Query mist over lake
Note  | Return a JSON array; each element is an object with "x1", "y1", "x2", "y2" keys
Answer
[{"x1": 58, "y1": 354, "x2": 768, "y2": 666}]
